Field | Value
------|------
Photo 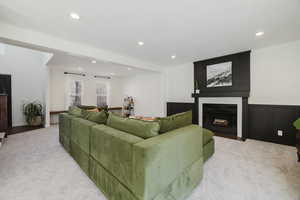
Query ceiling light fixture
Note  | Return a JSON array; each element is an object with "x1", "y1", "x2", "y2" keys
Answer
[
  {"x1": 255, "y1": 31, "x2": 264, "y2": 37},
  {"x1": 77, "y1": 66, "x2": 83, "y2": 71},
  {"x1": 70, "y1": 12, "x2": 80, "y2": 20},
  {"x1": 91, "y1": 60, "x2": 97, "y2": 64},
  {"x1": 127, "y1": 67, "x2": 132, "y2": 70},
  {"x1": 171, "y1": 55, "x2": 176, "y2": 59},
  {"x1": 138, "y1": 41, "x2": 144, "y2": 46},
  {"x1": 110, "y1": 72, "x2": 116, "y2": 76}
]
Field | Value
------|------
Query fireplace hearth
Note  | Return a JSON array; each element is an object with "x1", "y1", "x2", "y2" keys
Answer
[{"x1": 203, "y1": 104, "x2": 237, "y2": 138}]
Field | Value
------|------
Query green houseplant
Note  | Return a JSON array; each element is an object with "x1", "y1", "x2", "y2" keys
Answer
[{"x1": 23, "y1": 101, "x2": 43, "y2": 126}]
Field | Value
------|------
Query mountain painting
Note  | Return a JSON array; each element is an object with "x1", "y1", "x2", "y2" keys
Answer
[{"x1": 206, "y1": 62, "x2": 232, "y2": 88}]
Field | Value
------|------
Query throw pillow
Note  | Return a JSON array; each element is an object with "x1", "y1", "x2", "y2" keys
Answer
[
  {"x1": 68, "y1": 106, "x2": 82, "y2": 117},
  {"x1": 106, "y1": 113, "x2": 159, "y2": 139},
  {"x1": 82, "y1": 110, "x2": 107, "y2": 124},
  {"x1": 78, "y1": 105, "x2": 97, "y2": 110},
  {"x1": 157, "y1": 110, "x2": 192, "y2": 133}
]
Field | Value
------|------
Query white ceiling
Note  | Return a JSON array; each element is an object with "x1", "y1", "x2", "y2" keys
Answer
[
  {"x1": 47, "y1": 53, "x2": 156, "y2": 77},
  {"x1": 0, "y1": 0, "x2": 300, "y2": 67}
]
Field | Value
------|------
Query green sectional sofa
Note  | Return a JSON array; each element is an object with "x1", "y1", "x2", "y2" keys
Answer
[{"x1": 59, "y1": 109, "x2": 214, "y2": 200}]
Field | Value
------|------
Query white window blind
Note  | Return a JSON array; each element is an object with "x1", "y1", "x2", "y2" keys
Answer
[
  {"x1": 96, "y1": 83, "x2": 108, "y2": 107},
  {"x1": 68, "y1": 80, "x2": 83, "y2": 107}
]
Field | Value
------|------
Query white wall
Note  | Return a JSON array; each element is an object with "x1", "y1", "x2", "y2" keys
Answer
[
  {"x1": 164, "y1": 63, "x2": 194, "y2": 103},
  {"x1": 50, "y1": 68, "x2": 166, "y2": 118},
  {"x1": 122, "y1": 73, "x2": 165, "y2": 117},
  {"x1": 165, "y1": 40, "x2": 300, "y2": 106},
  {"x1": 0, "y1": 43, "x2": 49, "y2": 126},
  {"x1": 249, "y1": 40, "x2": 300, "y2": 105},
  {"x1": 49, "y1": 68, "x2": 124, "y2": 111}
]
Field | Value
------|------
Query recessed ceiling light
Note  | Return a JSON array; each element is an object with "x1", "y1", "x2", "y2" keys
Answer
[
  {"x1": 255, "y1": 31, "x2": 264, "y2": 36},
  {"x1": 171, "y1": 55, "x2": 176, "y2": 59},
  {"x1": 70, "y1": 12, "x2": 80, "y2": 20},
  {"x1": 91, "y1": 60, "x2": 97, "y2": 64},
  {"x1": 138, "y1": 41, "x2": 144, "y2": 46},
  {"x1": 127, "y1": 67, "x2": 132, "y2": 71},
  {"x1": 110, "y1": 72, "x2": 116, "y2": 76}
]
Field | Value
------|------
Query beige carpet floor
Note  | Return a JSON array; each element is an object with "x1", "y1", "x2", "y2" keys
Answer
[{"x1": 0, "y1": 126, "x2": 299, "y2": 200}]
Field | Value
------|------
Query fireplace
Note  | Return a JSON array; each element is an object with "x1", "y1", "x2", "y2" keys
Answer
[{"x1": 203, "y1": 104, "x2": 237, "y2": 138}]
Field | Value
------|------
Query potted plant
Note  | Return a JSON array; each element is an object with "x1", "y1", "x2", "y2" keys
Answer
[{"x1": 23, "y1": 101, "x2": 43, "y2": 126}]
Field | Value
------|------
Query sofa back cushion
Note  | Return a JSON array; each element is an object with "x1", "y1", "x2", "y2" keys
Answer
[
  {"x1": 107, "y1": 113, "x2": 159, "y2": 139},
  {"x1": 157, "y1": 110, "x2": 192, "y2": 133},
  {"x1": 82, "y1": 110, "x2": 108, "y2": 124},
  {"x1": 77, "y1": 105, "x2": 97, "y2": 110},
  {"x1": 293, "y1": 118, "x2": 300, "y2": 130},
  {"x1": 68, "y1": 106, "x2": 82, "y2": 117}
]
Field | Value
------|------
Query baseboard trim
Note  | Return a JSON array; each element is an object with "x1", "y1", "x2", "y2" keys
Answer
[{"x1": 6, "y1": 125, "x2": 44, "y2": 135}]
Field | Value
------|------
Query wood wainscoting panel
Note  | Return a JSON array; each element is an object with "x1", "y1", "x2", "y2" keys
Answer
[{"x1": 249, "y1": 104, "x2": 300, "y2": 146}]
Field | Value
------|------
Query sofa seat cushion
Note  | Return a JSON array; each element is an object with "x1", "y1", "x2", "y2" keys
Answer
[
  {"x1": 107, "y1": 113, "x2": 160, "y2": 139},
  {"x1": 203, "y1": 139, "x2": 214, "y2": 163},
  {"x1": 157, "y1": 111, "x2": 192, "y2": 134},
  {"x1": 91, "y1": 125, "x2": 143, "y2": 189},
  {"x1": 71, "y1": 118, "x2": 98, "y2": 154},
  {"x1": 203, "y1": 128, "x2": 214, "y2": 145}
]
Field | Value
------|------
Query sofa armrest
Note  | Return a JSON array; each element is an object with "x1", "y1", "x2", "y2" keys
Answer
[{"x1": 132, "y1": 125, "x2": 203, "y2": 200}]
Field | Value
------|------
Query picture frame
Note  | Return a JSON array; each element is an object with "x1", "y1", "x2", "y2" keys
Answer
[{"x1": 206, "y1": 61, "x2": 232, "y2": 88}]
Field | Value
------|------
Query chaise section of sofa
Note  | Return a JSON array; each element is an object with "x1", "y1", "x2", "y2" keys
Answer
[
  {"x1": 132, "y1": 125, "x2": 203, "y2": 200},
  {"x1": 88, "y1": 123, "x2": 204, "y2": 200}
]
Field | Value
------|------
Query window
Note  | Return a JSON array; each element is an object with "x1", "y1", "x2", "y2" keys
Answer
[
  {"x1": 96, "y1": 82, "x2": 108, "y2": 107},
  {"x1": 68, "y1": 80, "x2": 82, "y2": 107}
]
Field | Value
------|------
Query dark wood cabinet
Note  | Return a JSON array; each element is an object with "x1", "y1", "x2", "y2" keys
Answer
[
  {"x1": 0, "y1": 74, "x2": 12, "y2": 130},
  {"x1": 0, "y1": 95, "x2": 8, "y2": 132}
]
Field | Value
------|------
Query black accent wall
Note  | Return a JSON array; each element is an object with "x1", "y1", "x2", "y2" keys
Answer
[
  {"x1": 193, "y1": 51, "x2": 250, "y2": 97},
  {"x1": 167, "y1": 102, "x2": 300, "y2": 146},
  {"x1": 169, "y1": 50, "x2": 299, "y2": 146},
  {"x1": 248, "y1": 104, "x2": 300, "y2": 146}
]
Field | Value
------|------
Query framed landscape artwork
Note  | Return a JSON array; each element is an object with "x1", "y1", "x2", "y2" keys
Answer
[{"x1": 206, "y1": 61, "x2": 232, "y2": 88}]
